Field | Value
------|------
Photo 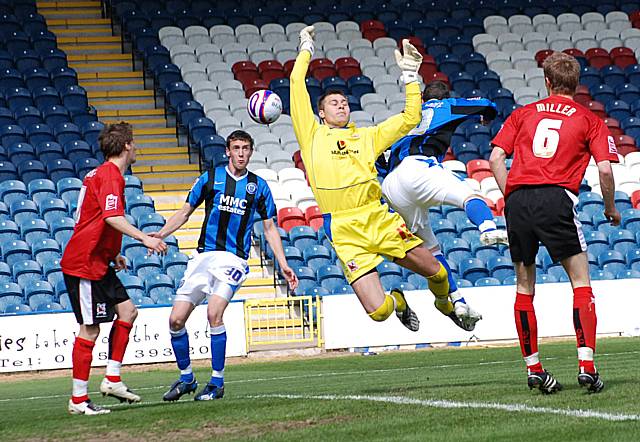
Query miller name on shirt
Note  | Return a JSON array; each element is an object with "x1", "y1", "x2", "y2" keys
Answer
[{"x1": 536, "y1": 102, "x2": 576, "y2": 116}]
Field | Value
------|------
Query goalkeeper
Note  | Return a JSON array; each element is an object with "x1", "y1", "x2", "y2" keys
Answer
[{"x1": 290, "y1": 26, "x2": 462, "y2": 331}]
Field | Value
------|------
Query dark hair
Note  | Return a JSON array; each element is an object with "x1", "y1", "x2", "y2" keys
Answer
[
  {"x1": 317, "y1": 88, "x2": 348, "y2": 111},
  {"x1": 542, "y1": 51, "x2": 580, "y2": 95},
  {"x1": 99, "y1": 122, "x2": 133, "y2": 159},
  {"x1": 422, "y1": 81, "x2": 450, "y2": 101},
  {"x1": 226, "y1": 129, "x2": 254, "y2": 149}
]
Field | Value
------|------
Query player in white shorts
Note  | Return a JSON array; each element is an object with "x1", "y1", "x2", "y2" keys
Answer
[
  {"x1": 381, "y1": 81, "x2": 508, "y2": 330},
  {"x1": 150, "y1": 130, "x2": 298, "y2": 402}
]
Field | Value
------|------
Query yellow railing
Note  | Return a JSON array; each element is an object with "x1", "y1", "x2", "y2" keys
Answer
[{"x1": 244, "y1": 296, "x2": 323, "y2": 348}]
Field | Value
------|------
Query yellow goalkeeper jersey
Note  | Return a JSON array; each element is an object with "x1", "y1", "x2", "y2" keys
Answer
[{"x1": 290, "y1": 50, "x2": 422, "y2": 214}]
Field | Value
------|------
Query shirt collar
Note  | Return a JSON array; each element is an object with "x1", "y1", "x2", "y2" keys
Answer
[{"x1": 225, "y1": 165, "x2": 248, "y2": 182}]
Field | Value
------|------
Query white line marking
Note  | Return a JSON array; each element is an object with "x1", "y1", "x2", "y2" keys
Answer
[
  {"x1": 0, "y1": 350, "x2": 637, "y2": 403},
  {"x1": 247, "y1": 394, "x2": 640, "y2": 422}
]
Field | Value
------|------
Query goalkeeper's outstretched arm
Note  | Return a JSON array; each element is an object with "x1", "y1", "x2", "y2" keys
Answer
[
  {"x1": 290, "y1": 25, "x2": 319, "y2": 152},
  {"x1": 372, "y1": 39, "x2": 423, "y2": 157}
]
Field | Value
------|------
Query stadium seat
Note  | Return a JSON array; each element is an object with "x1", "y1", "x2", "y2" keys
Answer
[{"x1": 458, "y1": 258, "x2": 490, "y2": 284}]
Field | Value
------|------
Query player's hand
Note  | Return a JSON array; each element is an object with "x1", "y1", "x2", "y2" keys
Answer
[
  {"x1": 299, "y1": 25, "x2": 315, "y2": 55},
  {"x1": 147, "y1": 231, "x2": 164, "y2": 239},
  {"x1": 113, "y1": 254, "x2": 127, "y2": 272},
  {"x1": 394, "y1": 39, "x2": 423, "y2": 82},
  {"x1": 143, "y1": 235, "x2": 168, "y2": 255},
  {"x1": 604, "y1": 207, "x2": 621, "y2": 226},
  {"x1": 281, "y1": 264, "x2": 299, "y2": 291}
]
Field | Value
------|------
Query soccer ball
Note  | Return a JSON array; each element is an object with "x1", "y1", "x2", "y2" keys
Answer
[{"x1": 247, "y1": 89, "x2": 282, "y2": 124}]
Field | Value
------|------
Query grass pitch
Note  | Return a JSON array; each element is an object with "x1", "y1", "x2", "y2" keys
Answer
[{"x1": 1, "y1": 338, "x2": 639, "y2": 441}]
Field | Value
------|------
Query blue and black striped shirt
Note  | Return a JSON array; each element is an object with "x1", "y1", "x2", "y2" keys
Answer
[{"x1": 187, "y1": 166, "x2": 275, "y2": 259}]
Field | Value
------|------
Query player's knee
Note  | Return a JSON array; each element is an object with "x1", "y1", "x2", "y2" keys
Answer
[
  {"x1": 118, "y1": 304, "x2": 138, "y2": 323},
  {"x1": 368, "y1": 295, "x2": 395, "y2": 322},
  {"x1": 169, "y1": 315, "x2": 186, "y2": 331}
]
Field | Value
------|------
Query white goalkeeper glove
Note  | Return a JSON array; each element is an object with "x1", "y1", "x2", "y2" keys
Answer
[
  {"x1": 394, "y1": 39, "x2": 423, "y2": 84},
  {"x1": 299, "y1": 25, "x2": 315, "y2": 56}
]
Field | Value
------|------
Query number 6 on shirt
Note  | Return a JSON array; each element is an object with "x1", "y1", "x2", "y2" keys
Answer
[{"x1": 532, "y1": 118, "x2": 563, "y2": 158}]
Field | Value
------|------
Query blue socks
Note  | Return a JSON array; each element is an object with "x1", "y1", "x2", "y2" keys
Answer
[
  {"x1": 170, "y1": 328, "x2": 194, "y2": 383},
  {"x1": 433, "y1": 251, "x2": 458, "y2": 294},
  {"x1": 464, "y1": 198, "x2": 497, "y2": 233},
  {"x1": 210, "y1": 325, "x2": 227, "y2": 387}
]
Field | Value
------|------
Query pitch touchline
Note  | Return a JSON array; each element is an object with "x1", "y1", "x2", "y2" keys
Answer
[
  {"x1": 247, "y1": 394, "x2": 640, "y2": 422},
  {"x1": 0, "y1": 350, "x2": 637, "y2": 403}
]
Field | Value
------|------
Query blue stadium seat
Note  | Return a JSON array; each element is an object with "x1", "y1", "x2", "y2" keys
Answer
[
  {"x1": 8, "y1": 142, "x2": 36, "y2": 165},
  {"x1": 6, "y1": 88, "x2": 33, "y2": 111},
  {"x1": 547, "y1": 266, "x2": 569, "y2": 282},
  {"x1": 601, "y1": 65, "x2": 626, "y2": 88},
  {"x1": 598, "y1": 250, "x2": 627, "y2": 275},
  {"x1": 26, "y1": 123, "x2": 55, "y2": 145},
  {"x1": 124, "y1": 174, "x2": 143, "y2": 191},
  {"x1": 35, "y1": 141, "x2": 63, "y2": 162},
  {"x1": 0, "y1": 124, "x2": 27, "y2": 148},
  {"x1": 0, "y1": 261, "x2": 11, "y2": 283},
  {"x1": 580, "y1": 66, "x2": 601, "y2": 88},
  {"x1": 117, "y1": 272, "x2": 145, "y2": 292},
  {"x1": 56, "y1": 176, "x2": 82, "y2": 197},
  {"x1": 606, "y1": 100, "x2": 631, "y2": 121},
  {"x1": 133, "y1": 254, "x2": 162, "y2": 279},
  {"x1": 31, "y1": 238, "x2": 60, "y2": 265},
  {"x1": 61, "y1": 85, "x2": 88, "y2": 111},
  {"x1": 51, "y1": 67, "x2": 78, "y2": 91},
  {"x1": 17, "y1": 159, "x2": 47, "y2": 184},
  {"x1": 42, "y1": 257, "x2": 62, "y2": 286},
  {"x1": 0, "y1": 179, "x2": 28, "y2": 205},
  {"x1": 458, "y1": 258, "x2": 490, "y2": 284},
  {"x1": 616, "y1": 84, "x2": 640, "y2": 104},
  {"x1": 38, "y1": 197, "x2": 67, "y2": 224},
  {"x1": 24, "y1": 279, "x2": 54, "y2": 303},
  {"x1": 621, "y1": 208, "x2": 640, "y2": 232},
  {"x1": 456, "y1": 278, "x2": 473, "y2": 288},
  {"x1": 74, "y1": 157, "x2": 99, "y2": 179},
  {"x1": 13, "y1": 260, "x2": 42, "y2": 287},
  {"x1": 487, "y1": 256, "x2": 514, "y2": 281},
  {"x1": 474, "y1": 277, "x2": 501, "y2": 287},
  {"x1": 126, "y1": 194, "x2": 155, "y2": 219},
  {"x1": 289, "y1": 225, "x2": 317, "y2": 251},
  {"x1": 380, "y1": 274, "x2": 403, "y2": 291},
  {"x1": 47, "y1": 158, "x2": 75, "y2": 182},
  {"x1": 165, "y1": 81, "x2": 193, "y2": 114},
  {"x1": 20, "y1": 218, "x2": 49, "y2": 243},
  {"x1": 377, "y1": 261, "x2": 403, "y2": 278},
  {"x1": 145, "y1": 273, "x2": 174, "y2": 293},
  {"x1": 54, "y1": 122, "x2": 81, "y2": 146},
  {"x1": 617, "y1": 269, "x2": 640, "y2": 279},
  {"x1": 3, "y1": 303, "x2": 32, "y2": 314},
  {"x1": 33, "y1": 86, "x2": 61, "y2": 109},
  {"x1": 432, "y1": 218, "x2": 457, "y2": 241},
  {"x1": 609, "y1": 229, "x2": 637, "y2": 254},
  {"x1": 474, "y1": 70, "x2": 501, "y2": 92},
  {"x1": 452, "y1": 141, "x2": 480, "y2": 163},
  {"x1": 330, "y1": 283, "x2": 354, "y2": 295},
  {"x1": 0, "y1": 219, "x2": 20, "y2": 241},
  {"x1": 40, "y1": 48, "x2": 67, "y2": 71},
  {"x1": 321, "y1": 76, "x2": 348, "y2": 95},
  {"x1": 347, "y1": 75, "x2": 374, "y2": 98},
  {"x1": 316, "y1": 264, "x2": 344, "y2": 289},
  {"x1": 590, "y1": 84, "x2": 615, "y2": 104},
  {"x1": 451, "y1": 72, "x2": 475, "y2": 95},
  {"x1": 536, "y1": 273, "x2": 558, "y2": 284},
  {"x1": 10, "y1": 199, "x2": 38, "y2": 225},
  {"x1": 283, "y1": 246, "x2": 304, "y2": 268},
  {"x1": 590, "y1": 269, "x2": 615, "y2": 280},
  {"x1": 302, "y1": 245, "x2": 331, "y2": 271},
  {"x1": 42, "y1": 104, "x2": 70, "y2": 127},
  {"x1": 585, "y1": 230, "x2": 610, "y2": 257},
  {"x1": 293, "y1": 265, "x2": 316, "y2": 283},
  {"x1": 464, "y1": 52, "x2": 488, "y2": 75}
]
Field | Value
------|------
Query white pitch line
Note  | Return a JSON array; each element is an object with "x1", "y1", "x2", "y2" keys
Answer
[
  {"x1": 247, "y1": 394, "x2": 640, "y2": 422},
  {"x1": 1, "y1": 350, "x2": 638, "y2": 404}
]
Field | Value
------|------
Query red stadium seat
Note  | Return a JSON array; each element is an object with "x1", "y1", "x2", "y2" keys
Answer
[
  {"x1": 305, "y1": 205, "x2": 323, "y2": 231},
  {"x1": 483, "y1": 197, "x2": 497, "y2": 215},
  {"x1": 361, "y1": 20, "x2": 386, "y2": 41},
  {"x1": 631, "y1": 190, "x2": 640, "y2": 208},
  {"x1": 424, "y1": 71, "x2": 449, "y2": 86},
  {"x1": 258, "y1": 60, "x2": 285, "y2": 84},
  {"x1": 443, "y1": 147, "x2": 455, "y2": 161},
  {"x1": 232, "y1": 61, "x2": 259, "y2": 84},
  {"x1": 419, "y1": 62, "x2": 439, "y2": 80},
  {"x1": 309, "y1": 58, "x2": 337, "y2": 81},
  {"x1": 586, "y1": 100, "x2": 606, "y2": 118},
  {"x1": 585, "y1": 48, "x2": 612, "y2": 69},
  {"x1": 631, "y1": 11, "x2": 640, "y2": 22},
  {"x1": 615, "y1": 135, "x2": 638, "y2": 155},
  {"x1": 563, "y1": 48, "x2": 585, "y2": 58},
  {"x1": 610, "y1": 47, "x2": 638, "y2": 69},
  {"x1": 283, "y1": 59, "x2": 296, "y2": 78},
  {"x1": 535, "y1": 49, "x2": 554, "y2": 66},
  {"x1": 335, "y1": 57, "x2": 362, "y2": 80},
  {"x1": 278, "y1": 207, "x2": 306, "y2": 231},
  {"x1": 466, "y1": 159, "x2": 492, "y2": 181},
  {"x1": 603, "y1": 117, "x2": 623, "y2": 136},
  {"x1": 244, "y1": 78, "x2": 269, "y2": 98}
]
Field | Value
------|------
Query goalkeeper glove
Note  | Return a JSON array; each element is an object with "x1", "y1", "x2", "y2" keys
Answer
[
  {"x1": 299, "y1": 25, "x2": 315, "y2": 56},
  {"x1": 394, "y1": 39, "x2": 423, "y2": 84}
]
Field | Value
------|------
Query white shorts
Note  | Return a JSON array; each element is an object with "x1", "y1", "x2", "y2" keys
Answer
[
  {"x1": 175, "y1": 251, "x2": 249, "y2": 304},
  {"x1": 382, "y1": 156, "x2": 476, "y2": 250}
]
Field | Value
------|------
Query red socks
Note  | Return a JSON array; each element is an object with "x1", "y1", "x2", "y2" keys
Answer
[
  {"x1": 106, "y1": 320, "x2": 133, "y2": 382},
  {"x1": 573, "y1": 286, "x2": 597, "y2": 373},
  {"x1": 71, "y1": 337, "x2": 95, "y2": 404},
  {"x1": 514, "y1": 292, "x2": 542, "y2": 372}
]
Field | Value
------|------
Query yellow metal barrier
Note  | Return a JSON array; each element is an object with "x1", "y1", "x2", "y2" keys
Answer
[{"x1": 244, "y1": 296, "x2": 323, "y2": 348}]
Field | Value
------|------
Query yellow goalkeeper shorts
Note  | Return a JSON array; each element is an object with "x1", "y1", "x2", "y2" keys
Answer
[{"x1": 323, "y1": 201, "x2": 423, "y2": 283}]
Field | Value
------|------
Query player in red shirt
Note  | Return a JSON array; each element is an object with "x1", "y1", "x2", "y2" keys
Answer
[
  {"x1": 61, "y1": 122, "x2": 167, "y2": 415},
  {"x1": 490, "y1": 52, "x2": 620, "y2": 394}
]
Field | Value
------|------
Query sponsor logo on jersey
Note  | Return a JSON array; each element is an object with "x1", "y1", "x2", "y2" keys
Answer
[
  {"x1": 607, "y1": 136, "x2": 617, "y2": 154},
  {"x1": 246, "y1": 182, "x2": 257, "y2": 195},
  {"x1": 331, "y1": 140, "x2": 359, "y2": 156},
  {"x1": 96, "y1": 303, "x2": 107, "y2": 318},
  {"x1": 424, "y1": 101, "x2": 444, "y2": 108},
  {"x1": 218, "y1": 194, "x2": 247, "y2": 215},
  {"x1": 105, "y1": 194, "x2": 118, "y2": 211}
]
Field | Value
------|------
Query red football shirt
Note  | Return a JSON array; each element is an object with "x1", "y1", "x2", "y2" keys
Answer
[
  {"x1": 61, "y1": 162, "x2": 125, "y2": 280},
  {"x1": 491, "y1": 95, "x2": 618, "y2": 197}
]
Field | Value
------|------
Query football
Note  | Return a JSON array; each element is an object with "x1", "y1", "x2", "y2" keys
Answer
[{"x1": 247, "y1": 89, "x2": 282, "y2": 124}]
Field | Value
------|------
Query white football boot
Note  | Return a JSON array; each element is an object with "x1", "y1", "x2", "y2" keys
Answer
[
  {"x1": 480, "y1": 229, "x2": 509, "y2": 246},
  {"x1": 100, "y1": 379, "x2": 141, "y2": 403},
  {"x1": 68, "y1": 399, "x2": 111, "y2": 415},
  {"x1": 450, "y1": 291, "x2": 483, "y2": 331}
]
